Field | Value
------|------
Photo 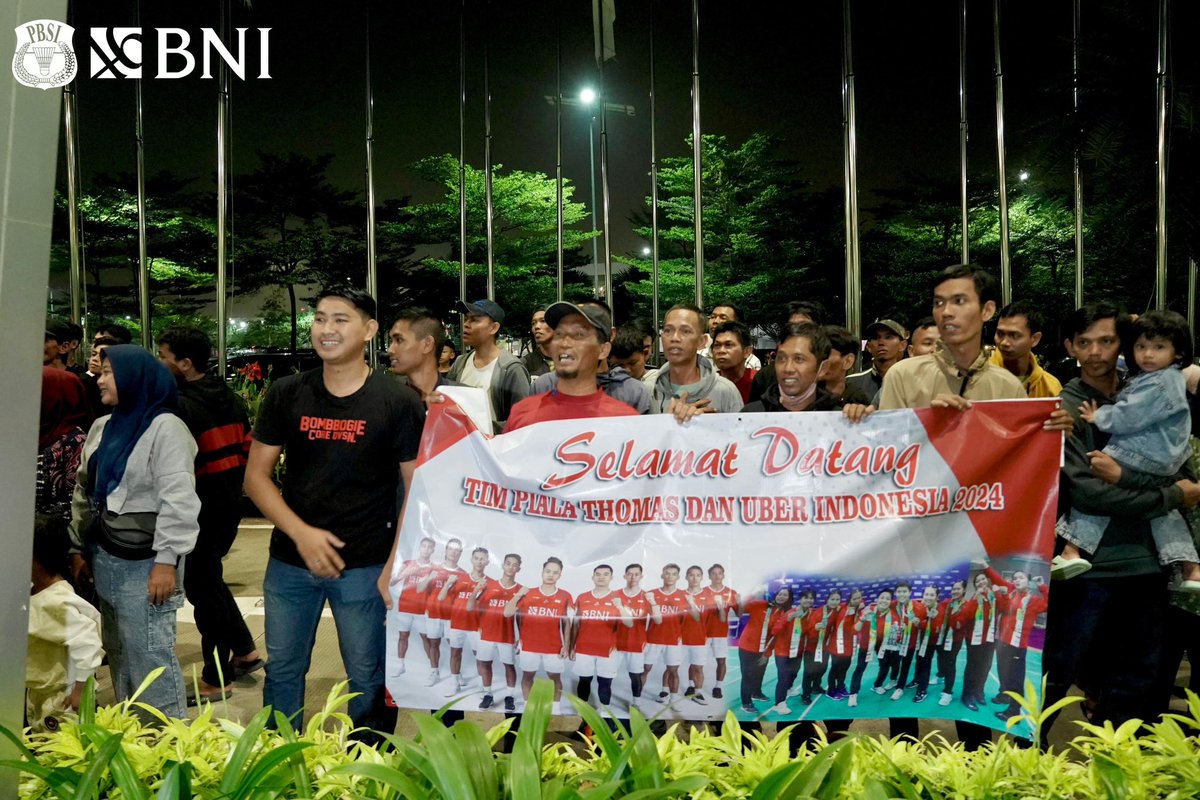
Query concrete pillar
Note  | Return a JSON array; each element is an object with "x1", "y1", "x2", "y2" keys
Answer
[{"x1": 1, "y1": 0, "x2": 69, "y2": 790}]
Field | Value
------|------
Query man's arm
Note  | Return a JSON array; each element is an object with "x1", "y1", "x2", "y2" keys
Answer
[
  {"x1": 1063, "y1": 420, "x2": 1195, "y2": 517},
  {"x1": 244, "y1": 440, "x2": 346, "y2": 577},
  {"x1": 1090, "y1": 377, "x2": 1175, "y2": 435}
]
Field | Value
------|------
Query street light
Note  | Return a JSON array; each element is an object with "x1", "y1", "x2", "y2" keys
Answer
[
  {"x1": 1018, "y1": 170, "x2": 1030, "y2": 182},
  {"x1": 579, "y1": 87, "x2": 599, "y2": 284},
  {"x1": 642, "y1": 246, "x2": 651, "y2": 256}
]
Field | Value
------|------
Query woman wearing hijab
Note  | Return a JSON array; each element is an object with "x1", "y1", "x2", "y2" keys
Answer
[
  {"x1": 68, "y1": 345, "x2": 200, "y2": 720},
  {"x1": 37, "y1": 367, "x2": 92, "y2": 521}
]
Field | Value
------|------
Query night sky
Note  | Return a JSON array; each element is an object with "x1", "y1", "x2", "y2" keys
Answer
[{"x1": 60, "y1": 0, "x2": 1191, "y2": 259}]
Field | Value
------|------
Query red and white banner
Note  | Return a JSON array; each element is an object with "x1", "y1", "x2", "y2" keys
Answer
[{"x1": 386, "y1": 396, "x2": 1060, "y2": 735}]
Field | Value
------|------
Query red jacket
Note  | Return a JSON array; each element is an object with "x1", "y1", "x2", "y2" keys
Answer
[
  {"x1": 954, "y1": 591, "x2": 999, "y2": 646},
  {"x1": 826, "y1": 605, "x2": 863, "y2": 658},
  {"x1": 738, "y1": 598, "x2": 773, "y2": 654},
  {"x1": 986, "y1": 567, "x2": 1049, "y2": 648}
]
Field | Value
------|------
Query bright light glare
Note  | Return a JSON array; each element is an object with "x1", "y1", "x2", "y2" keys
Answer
[
  {"x1": 579, "y1": 88, "x2": 596, "y2": 104},
  {"x1": 642, "y1": 246, "x2": 651, "y2": 255},
  {"x1": 1018, "y1": 170, "x2": 1030, "y2": 182}
]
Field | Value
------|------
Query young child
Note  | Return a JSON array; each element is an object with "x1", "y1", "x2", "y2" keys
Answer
[
  {"x1": 27, "y1": 514, "x2": 103, "y2": 732},
  {"x1": 1055, "y1": 310, "x2": 1200, "y2": 591}
]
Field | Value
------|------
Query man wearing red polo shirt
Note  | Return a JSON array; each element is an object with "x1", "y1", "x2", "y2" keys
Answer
[
  {"x1": 469, "y1": 553, "x2": 523, "y2": 712},
  {"x1": 570, "y1": 564, "x2": 635, "y2": 711},
  {"x1": 681, "y1": 566, "x2": 715, "y2": 705},
  {"x1": 505, "y1": 557, "x2": 574, "y2": 713},
  {"x1": 440, "y1": 547, "x2": 491, "y2": 697},
  {"x1": 705, "y1": 564, "x2": 738, "y2": 701},
  {"x1": 416, "y1": 539, "x2": 467, "y2": 687},
  {"x1": 643, "y1": 564, "x2": 701, "y2": 707},
  {"x1": 615, "y1": 564, "x2": 660, "y2": 713},
  {"x1": 388, "y1": 536, "x2": 436, "y2": 677}
]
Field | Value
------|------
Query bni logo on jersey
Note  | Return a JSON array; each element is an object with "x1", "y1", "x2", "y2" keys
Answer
[{"x1": 12, "y1": 20, "x2": 77, "y2": 89}]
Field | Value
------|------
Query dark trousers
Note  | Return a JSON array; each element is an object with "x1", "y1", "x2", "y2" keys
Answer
[
  {"x1": 184, "y1": 496, "x2": 256, "y2": 687},
  {"x1": 937, "y1": 639, "x2": 963, "y2": 695},
  {"x1": 849, "y1": 650, "x2": 870, "y2": 695},
  {"x1": 1156, "y1": 604, "x2": 1200, "y2": 715},
  {"x1": 801, "y1": 650, "x2": 827, "y2": 697},
  {"x1": 1041, "y1": 573, "x2": 1168, "y2": 747},
  {"x1": 962, "y1": 641, "x2": 995, "y2": 703},
  {"x1": 895, "y1": 649, "x2": 916, "y2": 687},
  {"x1": 738, "y1": 648, "x2": 767, "y2": 706},
  {"x1": 995, "y1": 643, "x2": 1028, "y2": 711},
  {"x1": 873, "y1": 650, "x2": 900, "y2": 688},
  {"x1": 774, "y1": 655, "x2": 801, "y2": 704},
  {"x1": 826, "y1": 654, "x2": 852, "y2": 694},
  {"x1": 913, "y1": 648, "x2": 937, "y2": 689}
]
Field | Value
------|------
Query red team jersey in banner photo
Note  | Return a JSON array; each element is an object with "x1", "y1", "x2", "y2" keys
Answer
[
  {"x1": 427, "y1": 566, "x2": 469, "y2": 621},
  {"x1": 478, "y1": 581, "x2": 522, "y2": 644},
  {"x1": 705, "y1": 586, "x2": 739, "y2": 638},
  {"x1": 616, "y1": 590, "x2": 651, "y2": 652},
  {"x1": 395, "y1": 560, "x2": 434, "y2": 615},
  {"x1": 647, "y1": 588, "x2": 691, "y2": 645},
  {"x1": 574, "y1": 590, "x2": 623, "y2": 657},
  {"x1": 517, "y1": 587, "x2": 574, "y2": 654},
  {"x1": 450, "y1": 575, "x2": 488, "y2": 631},
  {"x1": 681, "y1": 589, "x2": 713, "y2": 646}
]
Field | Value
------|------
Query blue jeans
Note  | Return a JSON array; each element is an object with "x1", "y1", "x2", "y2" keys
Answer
[
  {"x1": 262, "y1": 558, "x2": 389, "y2": 730},
  {"x1": 90, "y1": 546, "x2": 187, "y2": 720}
]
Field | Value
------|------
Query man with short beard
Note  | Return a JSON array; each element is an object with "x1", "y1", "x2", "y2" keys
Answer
[
  {"x1": 847, "y1": 319, "x2": 907, "y2": 400},
  {"x1": 990, "y1": 300, "x2": 1061, "y2": 398}
]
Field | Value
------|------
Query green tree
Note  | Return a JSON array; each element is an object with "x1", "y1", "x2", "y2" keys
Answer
[
  {"x1": 233, "y1": 152, "x2": 361, "y2": 352},
  {"x1": 388, "y1": 154, "x2": 595, "y2": 334},
  {"x1": 625, "y1": 133, "x2": 843, "y2": 331}
]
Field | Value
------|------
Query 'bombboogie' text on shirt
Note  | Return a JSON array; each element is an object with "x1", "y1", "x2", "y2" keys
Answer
[{"x1": 299, "y1": 416, "x2": 367, "y2": 443}]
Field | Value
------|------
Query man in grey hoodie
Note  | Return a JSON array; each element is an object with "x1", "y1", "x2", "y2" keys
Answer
[
  {"x1": 642, "y1": 304, "x2": 743, "y2": 416},
  {"x1": 446, "y1": 299, "x2": 531, "y2": 434}
]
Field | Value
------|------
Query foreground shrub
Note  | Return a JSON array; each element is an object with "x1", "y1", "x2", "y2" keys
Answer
[{"x1": 3, "y1": 673, "x2": 1200, "y2": 798}]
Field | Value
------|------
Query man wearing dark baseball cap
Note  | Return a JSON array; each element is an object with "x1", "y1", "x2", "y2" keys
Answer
[
  {"x1": 846, "y1": 318, "x2": 907, "y2": 400},
  {"x1": 446, "y1": 298, "x2": 530, "y2": 434},
  {"x1": 44, "y1": 319, "x2": 74, "y2": 370},
  {"x1": 505, "y1": 301, "x2": 638, "y2": 432},
  {"x1": 529, "y1": 299, "x2": 652, "y2": 413}
]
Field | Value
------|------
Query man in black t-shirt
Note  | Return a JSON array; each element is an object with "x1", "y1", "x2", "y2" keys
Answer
[{"x1": 246, "y1": 287, "x2": 425, "y2": 738}]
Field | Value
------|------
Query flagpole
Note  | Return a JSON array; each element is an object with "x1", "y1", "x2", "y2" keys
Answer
[
  {"x1": 958, "y1": 0, "x2": 969, "y2": 264},
  {"x1": 63, "y1": 74, "x2": 84, "y2": 329},
  {"x1": 555, "y1": 4, "x2": 564, "y2": 302},
  {"x1": 1154, "y1": 0, "x2": 1168, "y2": 310},
  {"x1": 598, "y1": 50, "x2": 613, "y2": 308},
  {"x1": 216, "y1": 0, "x2": 231, "y2": 376},
  {"x1": 364, "y1": 0, "x2": 378, "y2": 367},
  {"x1": 135, "y1": 0, "x2": 151, "y2": 348},
  {"x1": 1189, "y1": 257, "x2": 1196, "y2": 338},
  {"x1": 484, "y1": 0, "x2": 495, "y2": 301},
  {"x1": 842, "y1": 0, "x2": 861, "y2": 339},
  {"x1": 690, "y1": 0, "x2": 704, "y2": 310},
  {"x1": 1072, "y1": 0, "x2": 1083, "y2": 307},
  {"x1": 649, "y1": 0, "x2": 660, "y2": 339},
  {"x1": 458, "y1": 0, "x2": 467, "y2": 304},
  {"x1": 993, "y1": 0, "x2": 1011, "y2": 306}
]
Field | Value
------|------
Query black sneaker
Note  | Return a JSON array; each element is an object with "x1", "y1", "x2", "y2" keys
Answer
[
  {"x1": 479, "y1": 694, "x2": 494, "y2": 710},
  {"x1": 752, "y1": 692, "x2": 769, "y2": 702},
  {"x1": 684, "y1": 686, "x2": 695, "y2": 697},
  {"x1": 504, "y1": 696, "x2": 516, "y2": 712},
  {"x1": 658, "y1": 690, "x2": 669, "y2": 702},
  {"x1": 712, "y1": 687, "x2": 723, "y2": 699},
  {"x1": 913, "y1": 691, "x2": 927, "y2": 703}
]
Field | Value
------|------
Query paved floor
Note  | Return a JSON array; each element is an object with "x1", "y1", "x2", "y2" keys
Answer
[{"x1": 89, "y1": 521, "x2": 1194, "y2": 748}]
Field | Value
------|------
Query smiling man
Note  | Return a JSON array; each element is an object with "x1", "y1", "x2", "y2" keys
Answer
[
  {"x1": 504, "y1": 301, "x2": 639, "y2": 431},
  {"x1": 245, "y1": 287, "x2": 425, "y2": 739}
]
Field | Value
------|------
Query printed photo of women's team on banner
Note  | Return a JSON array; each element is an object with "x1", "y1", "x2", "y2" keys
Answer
[{"x1": 385, "y1": 394, "x2": 1061, "y2": 736}]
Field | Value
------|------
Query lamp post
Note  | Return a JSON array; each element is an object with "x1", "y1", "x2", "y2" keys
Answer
[{"x1": 580, "y1": 88, "x2": 599, "y2": 290}]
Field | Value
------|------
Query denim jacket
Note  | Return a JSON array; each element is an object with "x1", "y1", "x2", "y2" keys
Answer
[{"x1": 1093, "y1": 366, "x2": 1190, "y2": 476}]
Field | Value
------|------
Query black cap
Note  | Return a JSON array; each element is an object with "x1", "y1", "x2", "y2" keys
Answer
[
  {"x1": 457, "y1": 298, "x2": 506, "y2": 324},
  {"x1": 544, "y1": 301, "x2": 612, "y2": 339}
]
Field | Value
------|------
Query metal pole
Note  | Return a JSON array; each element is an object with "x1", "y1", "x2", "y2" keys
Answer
[
  {"x1": 134, "y1": 0, "x2": 150, "y2": 349},
  {"x1": 364, "y1": 0, "x2": 378, "y2": 367},
  {"x1": 1188, "y1": 257, "x2": 1196, "y2": 337},
  {"x1": 1154, "y1": 0, "x2": 1169, "y2": 310},
  {"x1": 63, "y1": 80, "x2": 83, "y2": 327},
  {"x1": 842, "y1": 0, "x2": 861, "y2": 338},
  {"x1": 1072, "y1": 0, "x2": 1083, "y2": 308},
  {"x1": 649, "y1": 0, "x2": 660, "y2": 341},
  {"x1": 216, "y1": 0, "x2": 230, "y2": 376},
  {"x1": 458, "y1": 0, "x2": 467, "y2": 303},
  {"x1": 588, "y1": 117, "x2": 598, "y2": 291},
  {"x1": 993, "y1": 0, "x2": 1011, "y2": 306},
  {"x1": 690, "y1": 0, "x2": 704, "y2": 309},
  {"x1": 555, "y1": 4, "x2": 564, "y2": 301},
  {"x1": 598, "y1": 45, "x2": 613, "y2": 308},
  {"x1": 484, "y1": 0, "x2": 495, "y2": 301},
  {"x1": 958, "y1": 0, "x2": 969, "y2": 264}
]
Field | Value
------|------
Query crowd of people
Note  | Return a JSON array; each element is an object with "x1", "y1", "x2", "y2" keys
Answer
[{"x1": 28, "y1": 262, "x2": 1200, "y2": 752}]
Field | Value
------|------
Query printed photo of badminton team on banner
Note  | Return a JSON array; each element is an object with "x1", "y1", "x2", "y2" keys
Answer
[{"x1": 384, "y1": 393, "x2": 1061, "y2": 737}]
